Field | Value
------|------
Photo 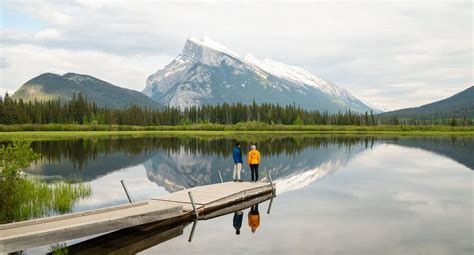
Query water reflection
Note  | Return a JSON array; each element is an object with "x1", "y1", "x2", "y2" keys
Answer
[
  {"x1": 144, "y1": 143, "x2": 472, "y2": 255},
  {"x1": 4, "y1": 135, "x2": 472, "y2": 254},
  {"x1": 388, "y1": 137, "x2": 474, "y2": 170},
  {"x1": 22, "y1": 136, "x2": 474, "y2": 196},
  {"x1": 63, "y1": 220, "x2": 189, "y2": 254},
  {"x1": 233, "y1": 211, "x2": 243, "y2": 235},
  {"x1": 248, "y1": 204, "x2": 260, "y2": 233}
]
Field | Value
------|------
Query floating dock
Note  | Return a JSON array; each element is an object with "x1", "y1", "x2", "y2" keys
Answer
[{"x1": 0, "y1": 181, "x2": 274, "y2": 253}]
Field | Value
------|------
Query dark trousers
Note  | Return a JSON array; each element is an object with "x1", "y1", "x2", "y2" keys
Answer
[
  {"x1": 250, "y1": 204, "x2": 259, "y2": 214},
  {"x1": 250, "y1": 164, "x2": 259, "y2": 181}
]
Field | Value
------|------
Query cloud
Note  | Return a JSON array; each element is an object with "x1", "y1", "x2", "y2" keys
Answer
[
  {"x1": 0, "y1": 0, "x2": 472, "y2": 109},
  {"x1": 0, "y1": 45, "x2": 172, "y2": 92},
  {"x1": 34, "y1": 28, "x2": 62, "y2": 40},
  {"x1": 0, "y1": 57, "x2": 8, "y2": 69}
]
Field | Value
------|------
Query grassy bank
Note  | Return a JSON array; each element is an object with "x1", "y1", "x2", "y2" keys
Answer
[
  {"x1": 0, "y1": 123, "x2": 473, "y2": 140},
  {"x1": 1, "y1": 122, "x2": 474, "y2": 132}
]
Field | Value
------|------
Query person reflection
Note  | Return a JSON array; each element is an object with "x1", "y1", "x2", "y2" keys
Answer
[
  {"x1": 248, "y1": 204, "x2": 260, "y2": 233},
  {"x1": 233, "y1": 210, "x2": 243, "y2": 235}
]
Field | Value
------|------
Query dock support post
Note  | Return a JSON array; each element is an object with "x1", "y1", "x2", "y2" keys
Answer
[
  {"x1": 267, "y1": 193, "x2": 275, "y2": 214},
  {"x1": 120, "y1": 180, "x2": 132, "y2": 203},
  {"x1": 266, "y1": 169, "x2": 276, "y2": 214},
  {"x1": 268, "y1": 169, "x2": 275, "y2": 193},
  {"x1": 188, "y1": 191, "x2": 199, "y2": 218},
  {"x1": 187, "y1": 191, "x2": 199, "y2": 242},
  {"x1": 218, "y1": 171, "x2": 223, "y2": 183},
  {"x1": 188, "y1": 219, "x2": 198, "y2": 242}
]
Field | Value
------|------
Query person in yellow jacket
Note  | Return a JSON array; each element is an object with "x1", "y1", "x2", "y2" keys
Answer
[
  {"x1": 248, "y1": 204, "x2": 260, "y2": 233},
  {"x1": 247, "y1": 145, "x2": 260, "y2": 182}
]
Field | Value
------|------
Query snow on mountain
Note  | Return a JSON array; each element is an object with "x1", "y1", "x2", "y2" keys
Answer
[
  {"x1": 144, "y1": 36, "x2": 380, "y2": 113},
  {"x1": 274, "y1": 159, "x2": 342, "y2": 195},
  {"x1": 244, "y1": 54, "x2": 355, "y2": 99},
  {"x1": 187, "y1": 36, "x2": 241, "y2": 60}
]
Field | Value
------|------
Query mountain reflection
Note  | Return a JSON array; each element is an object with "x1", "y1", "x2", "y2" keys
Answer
[
  {"x1": 144, "y1": 139, "x2": 369, "y2": 192},
  {"x1": 25, "y1": 136, "x2": 374, "y2": 185},
  {"x1": 388, "y1": 137, "x2": 474, "y2": 170},
  {"x1": 23, "y1": 136, "x2": 473, "y2": 193}
]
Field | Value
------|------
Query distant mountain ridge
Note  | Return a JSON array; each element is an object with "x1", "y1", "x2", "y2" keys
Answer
[
  {"x1": 12, "y1": 72, "x2": 163, "y2": 109},
  {"x1": 144, "y1": 36, "x2": 381, "y2": 113},
  {"x1": 382, "y1": 86, "x2": 474, "y2": 118}
]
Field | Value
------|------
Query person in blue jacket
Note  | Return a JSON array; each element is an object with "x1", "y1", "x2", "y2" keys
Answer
[
  {"x1": 233, "y1": 142, "x2": 243, "y2": 182},
  {"x1": 233, "y1": 210, "x2": 243, "y2": 235}
]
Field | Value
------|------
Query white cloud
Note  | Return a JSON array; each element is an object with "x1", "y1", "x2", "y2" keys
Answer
[
  {"x1": 1, "y1": 0, "x2": 472, "y2": 109},
  {"x1": 34, "y1": 28, "x2": 62, "y2": 40},
  {"x1": 0, "y1": 45, "x2": 172, "y2": 92}
]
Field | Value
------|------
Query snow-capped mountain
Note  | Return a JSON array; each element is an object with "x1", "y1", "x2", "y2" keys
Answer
[{"x1": 144, "y1": 36, "x2": 380, "y2": 113}]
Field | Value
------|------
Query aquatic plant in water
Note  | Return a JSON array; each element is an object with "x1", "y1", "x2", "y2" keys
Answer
[
  {"x1": 50, "y1": 243, "x2": 69, "y2": 255},
  {"x1": 0, "y1": 140, "x2": 91, "y2": 223}
]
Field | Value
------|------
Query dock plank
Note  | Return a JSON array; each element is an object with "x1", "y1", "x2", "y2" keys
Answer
[{"x1": 155, "y1": 182, "x2": 271, "y2": 205}]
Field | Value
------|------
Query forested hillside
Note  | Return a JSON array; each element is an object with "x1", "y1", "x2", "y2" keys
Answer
[
  {"x1": 382, "y1": 86, "x2": 474, "y2": 121},
  {"x1": 12, "y1": 73, "x2": 163, "y2": 109}
]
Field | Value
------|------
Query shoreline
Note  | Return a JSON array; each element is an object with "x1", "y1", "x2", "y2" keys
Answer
[{"x1": 1, "y1": 129, "x2": 473, "y2": 140}]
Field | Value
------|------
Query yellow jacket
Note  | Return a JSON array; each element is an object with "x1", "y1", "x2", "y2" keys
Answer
[
  {"x1": 247, "y1": 150, "x2": 261, "y2": 165},
  {"x1": 248, "y1": 214, "x2": 260, "y2": 231}
]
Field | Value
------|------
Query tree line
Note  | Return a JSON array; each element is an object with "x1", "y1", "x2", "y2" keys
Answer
[{"x1": 0, "y1": 92, "x2": 470, "y2": 126}]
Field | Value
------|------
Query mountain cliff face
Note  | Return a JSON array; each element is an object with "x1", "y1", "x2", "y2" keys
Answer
[
  {"x1": 13, "y1": 72, "x2": 163, "y2": 109},
  {"x1": 144, "y1": 37, "x2": 380, "y2": 113}
]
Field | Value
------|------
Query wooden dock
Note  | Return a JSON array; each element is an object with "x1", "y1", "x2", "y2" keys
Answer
[
  {"x1": 65, "y1": 191, "x2": 275, "y2": 254},
  {"x1": 0, "y1": 181, "x2": 274, "y2": 253}
]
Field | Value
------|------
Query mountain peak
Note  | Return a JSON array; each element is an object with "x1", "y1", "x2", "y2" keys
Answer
[
  {"x1": 62, "y1": 72, "x2": 85, "y2": 78},
  {"x1": 183, "y1": 36, "x2": 240, "y2": 61},
  {"x1": 62, "y1": 72, "x2": 96, "y2": 84},
  {"x1": 145, "y1": 37, "x2": 381, "y2": 113}
]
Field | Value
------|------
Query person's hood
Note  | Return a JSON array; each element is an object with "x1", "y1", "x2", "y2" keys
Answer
[{"x1": 249, "y1": 150, "x2": 258, "y2": 156}]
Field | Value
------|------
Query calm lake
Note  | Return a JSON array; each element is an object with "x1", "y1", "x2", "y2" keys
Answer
[{"x1": 9, "y1": 135, "x2": 474, "y2": 254}]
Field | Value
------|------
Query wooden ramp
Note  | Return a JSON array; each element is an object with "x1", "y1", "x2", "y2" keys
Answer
[
  {"x1": 0, "y1": 201, "x2": 182, "y2": 253},
  {"x1": 0, "y1": 181, "x2": 274, "y2": 253}
]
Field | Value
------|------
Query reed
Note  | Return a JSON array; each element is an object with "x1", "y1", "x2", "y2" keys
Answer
[
  {"x1": 0, "y1": 140, "x2": 92, "y2": 223},
  {"x1": 50, "y1": 243, "x2": 69, "y2": 255}
]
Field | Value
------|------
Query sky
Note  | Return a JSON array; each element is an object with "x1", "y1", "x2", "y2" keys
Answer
[{"x1": 0, "y1": 0, "x2": 472, "y2": 110}]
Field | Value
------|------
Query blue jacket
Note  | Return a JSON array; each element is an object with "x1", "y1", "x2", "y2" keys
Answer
[
  {"x1": 233, "y1": 211, "x2": 243, "y2": 231},
  {"x1": 233, "y1": 147, "x2": 243, "y2": 163}
]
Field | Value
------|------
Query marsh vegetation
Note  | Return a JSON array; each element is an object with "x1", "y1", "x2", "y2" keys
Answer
[{"x1": 0, "y1": 140, "x2": 91, "y2": 224}]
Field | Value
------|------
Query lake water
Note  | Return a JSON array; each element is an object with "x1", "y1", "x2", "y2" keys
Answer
[{"x1": 10, "y1": 135, "x2": 474, "y2": 254}]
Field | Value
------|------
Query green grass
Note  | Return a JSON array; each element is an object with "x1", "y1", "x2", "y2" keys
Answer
[
  {"x1": 1, "y1": 122, "x2": 473, "y2": 131},
  {"x1": 0, "y1": 123, "x2": 473, "y2": 140},
  {"x1": 1, "y1": 176, "x2": 92, "y2": 223},
  {"x1": 1, "y1": 175, "x2": 92, "y2": 224}
]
